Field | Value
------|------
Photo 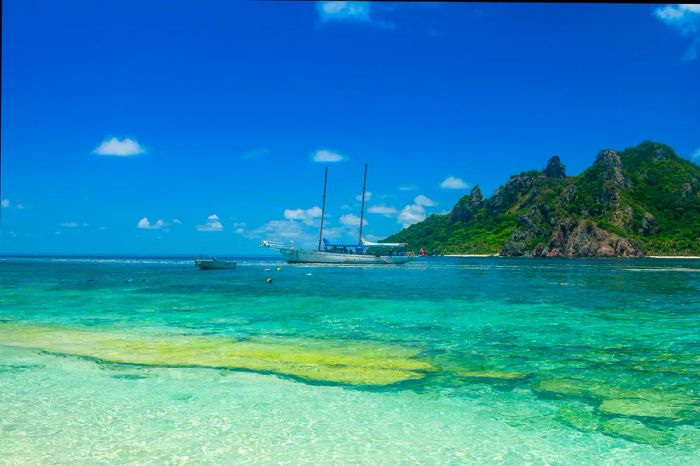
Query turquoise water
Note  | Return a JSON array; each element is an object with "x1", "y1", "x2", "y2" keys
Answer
[{"x1": 1, "y1": 257, "x2": 699, "y2": 464}]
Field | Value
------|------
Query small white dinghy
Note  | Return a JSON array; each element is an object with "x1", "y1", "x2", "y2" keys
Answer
[{"x1": 194, "y1": 257, "x2": 237, "y2": 270}]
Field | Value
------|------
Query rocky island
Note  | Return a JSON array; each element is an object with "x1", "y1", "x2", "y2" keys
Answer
[{"x1": 385, "y1": 142, "x2": 700, "y2": 257}]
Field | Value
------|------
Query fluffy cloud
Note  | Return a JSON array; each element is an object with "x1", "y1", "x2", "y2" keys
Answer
[
  {"x1": 196, "y1": 214, "x2": 223, "y2": 232},
  {"x1": 396, "y1": 194, "x2": 437, "y2": 228},
  {"x1": 316, "y1": 1, "x2": 395, "y2": 29},
  {"x1": 655, "y1": 4, "x2": 700, "y2": 29},
  {"x1": 399, "y1": 185, "x2": 417, "y2": 191},
  {"x1": 0, "y1": 199, "x2": 25, "y2": 209},
  {"x1": 137, "y1": 218, "x2": 166, "y2": 230},
  {"x1": 245, "y1": 220, "x2": 304, "y2": 240},
  {"x1": 93, "y1": 137, "x2": 145, "y2": 157},
  {"x1": 440, "y1": 176, "x2": 468, "y2": 190},
  {"x1": 355, "y1": 191, "x2": 372, "y2": 202},
  {"x1": 317, "y1": 2, "x2": 370, "y2": 23},
  {"x1": 312, "y1": 149, "x2": 344, "y2": 162},
  {"x1": 414, "y1": 194, "x2": 437, "y2": 207},
  {"x1": 367, "y1": 204, "x2": 398, "y2": 216},
  {"x1": 654, "y1": 4, "x2": 700, "y2": 60},
  {"x1": 339, "y1": 213, "x2": 367, "y2": 227},
  {"x1": 173, "y1": 218, "x2": 182, "y2": 224},
  {"x1": 284, "y1": 206, "x2": 323, "y2": 225},
  {"x1": 398, "y1": 204, "x2": 426, "y2": 228}
]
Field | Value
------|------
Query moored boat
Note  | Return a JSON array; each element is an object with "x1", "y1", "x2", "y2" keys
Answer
[
  {"x1": 262, "y1": 239, "x2": 413, "y2": 265},
  {"x1": 194, "y1": 257, "x2": 237, "y2": 270},
  {"x1": 261, "y1": 164, "x2": 415, "y2": 265}
]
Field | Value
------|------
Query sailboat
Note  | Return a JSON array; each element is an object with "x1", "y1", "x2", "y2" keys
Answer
[{"x1": 261, "y1": 165, "x2": 414, "y2": 265}]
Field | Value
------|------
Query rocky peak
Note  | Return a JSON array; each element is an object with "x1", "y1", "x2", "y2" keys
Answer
[
  {"x1": 592, "y1": 149, "x2": 631, "y2": 212},
  {"x1": 450, "y1": 185, "x2": 486, "y2": 224},
  {"x1": 594, "y1": 149, "x2": 629, "y2": 189},
  {"x1": 544, "y1": 156, "x2": 566, "y2": 178},
  {"x1": 469, "y1": 185, "x2": 483, "y2": 208},
  {"x1": 486, "y1": 174, "x2": 535, "y2": 214}
]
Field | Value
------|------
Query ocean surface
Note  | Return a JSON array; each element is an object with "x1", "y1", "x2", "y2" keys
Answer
[{"x1": 1, "y1": 256, "x2": 699, "y2": 464}]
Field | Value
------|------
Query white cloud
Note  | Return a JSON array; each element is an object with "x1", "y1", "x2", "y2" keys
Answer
[
  {"x1": 284, "y1": 206, "x2": 323, "y2": 225},
  {"x1": 312, "y1": 149, "x2": 344, "y2": 163},
  {"x1": 98, "y1": 226, "x2": 108, "y2": 231},
  {"x1": 440, "y1": 176, "x2": 468, "y2": 190},
  {"x1": 654, "y1": 4, "x2": 700, "y2": 60},
  {"x1": 1, "y1": 199, "x2": 9, "y2": 208},
  {"x1": 16, "y1": 204, "x2": 26, "y2": 210},
  {"x1": 399, "y1": 185, "x2": 417, "y2": 191},
  {"x1": 317, "y1": 1, "x2": 395, "y2": 29},
  {"x1": 398, "y1": 204, "x2": 426, "y2": 228},
  {"x1": 692, "y1": 147, "x2": 700, "y2": 159},
  {"x1": 355, "y1": 191, "x2": 372, "y2": 202},
  {"x1": 396, "y1": 194, "x2": 437, "y2": 228},
  {"x1": 173, "y1": 218, "x2": 182, "y2": 224},
  {"x1": 93, "y1": 137, "x2": 145, "y2": 157},
  {"x1": 339, "y1": 213, "x2": 367, "y2": 227},
  {"x1": 655, "y1": 4, "x2": 700, "y2": 25},
  {"x1": 246, "y1": 220, "x2": 305, "y2": 240},
  {"x1": 317, "y1": 2, "x2": 371, "y2": 23},
  {"x1": 60, "y1": 222, "x2": 80, "y2": 228},
  {"x1": 196, "y1": 214, "x2": 223, "y2": 232},
  {"x1": 367, "y1": 204, "x2": 398, "y2": 216},
  {"x1": 414, "y1": 194, "x2": 437, "y2": 207},
  {"x1": 137, "y1": 218, "x2": 167, "y2": 230}
]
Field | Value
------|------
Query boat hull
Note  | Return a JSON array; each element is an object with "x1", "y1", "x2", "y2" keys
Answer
[
  {"x1": 195, "y1": 259, "x2": 237, "y2": 270},
  {"x1": 277, "y1": 248, "x2": 413, "y2": 265}
]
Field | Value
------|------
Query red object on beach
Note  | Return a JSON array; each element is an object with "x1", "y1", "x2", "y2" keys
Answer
[{"x1": 419, "y1": 248, "x2": 426, "y2": 256}]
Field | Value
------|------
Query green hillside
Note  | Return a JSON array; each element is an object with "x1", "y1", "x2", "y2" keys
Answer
[{"x1": 385, "y1": 142, "x2": 700, "y2": 257}]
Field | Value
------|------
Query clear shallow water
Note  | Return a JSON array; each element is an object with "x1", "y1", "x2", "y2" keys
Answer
[{"x1": 1, "y1": 256, "x2": 699, "y2": 464}]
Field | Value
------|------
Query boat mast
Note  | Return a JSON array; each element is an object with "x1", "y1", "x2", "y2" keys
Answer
[
  {"x1": 318, "y1": 167, "x2": 328, "y2": 251},
  {"x1": 358, "y1": 163, "x2": 368, "y2": 244}
]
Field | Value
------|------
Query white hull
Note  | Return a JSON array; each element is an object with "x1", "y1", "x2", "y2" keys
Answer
[
  {"x1": 277, "y1": 248, "x2": 413, "y2": 265},
  {"x1": 195, "y1": 259, "x2": 237, "y2": 270}
]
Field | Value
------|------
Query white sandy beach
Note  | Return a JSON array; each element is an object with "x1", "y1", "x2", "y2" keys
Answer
[
  {"x1": 444, "y1": 254, "x2": 499, "y2": 257},
  {"x1": 647, "y1": 255, "x2": 700, "y2": 259}
]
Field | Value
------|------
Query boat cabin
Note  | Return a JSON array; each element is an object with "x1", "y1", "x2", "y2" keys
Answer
[{"x1": 321, "y1": 238, "x2": 410, "y2": 256}]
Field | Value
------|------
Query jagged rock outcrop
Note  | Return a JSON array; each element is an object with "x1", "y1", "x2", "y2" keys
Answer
[
  {"x1": 544, "y1": 156, "x2": 566, "y2": 178},
  {"x1": 500, "y1": 204, "x2": 549, "y2": 256},
  {"x1": 469, "y1": 185, "x2": 484, "y2": 208},
  {"x1": 593, "y1": 149, "x2": 630, "y2": 210},
  {"x1": 486, "y1": 175, "x2": 535, "y2": 215},
  {"x1": 563, "y1": 220, "x2": 642, "y2": 257},
  {"x1": 502, "y1": 215, "x2": 644, "y2": 257},
  {"x1": 450, "y1": 185, "x2": 484, "y2": 223}
]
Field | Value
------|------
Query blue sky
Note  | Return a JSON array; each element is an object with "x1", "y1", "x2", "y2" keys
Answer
[{"x1": 1, "y1": 1, "x2": 699, "y2": 255}]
